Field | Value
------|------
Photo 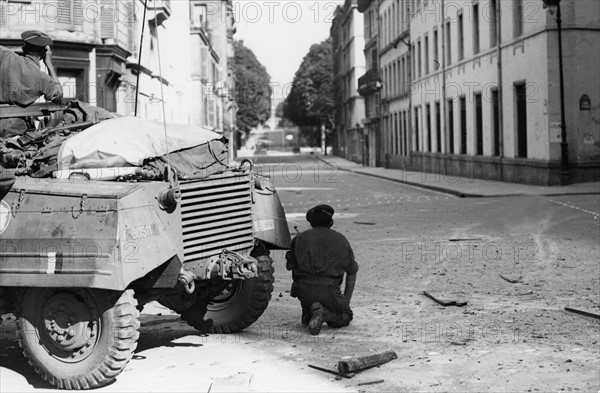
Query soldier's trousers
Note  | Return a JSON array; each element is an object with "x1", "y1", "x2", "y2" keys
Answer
[{"x1": 293, "y1": 279, "x2": 353, "y2": 328}]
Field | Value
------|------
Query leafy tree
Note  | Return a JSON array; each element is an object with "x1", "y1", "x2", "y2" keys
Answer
[
  {"x1": 234, "y1": 40, "x2": 271, "y2": 134},
  {"x1": 284, "y1": 38, "x2": 335, "y2": 148}
]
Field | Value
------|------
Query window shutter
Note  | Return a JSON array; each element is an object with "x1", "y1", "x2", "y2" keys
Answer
[
  {"x1": 101, "y1": 0, "x2": 116, "y2": 40},
  {"x1": 200, "y1": 47, "x2": 208, "y2": 80},
  {"x1": 208, "y1": 97, "x2": 216, "y2": 127},
  {"x1": 73, "y1": 0, "x2": 83, "y2": 25},
  {"x1": 58, "y1": 0, "x2": 72, "y2": 25},
  {"x1": 0, "y1": 0, "x2": 7, "y2": 27}
]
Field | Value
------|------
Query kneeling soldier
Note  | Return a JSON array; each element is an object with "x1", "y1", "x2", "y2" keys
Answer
[{"x1": 286, "y1": 204, "x2": 358, "y2": 335}]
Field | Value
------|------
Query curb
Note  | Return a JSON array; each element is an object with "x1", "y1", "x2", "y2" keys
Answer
[{"x1": 315, "y1": 156, "x2": 600, "y2": 198}]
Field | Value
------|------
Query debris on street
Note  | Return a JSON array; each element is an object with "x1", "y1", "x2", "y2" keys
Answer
[
  {"x1": 357, "y1": 379, "x2": 385, "y2": 386},
  {"x1": 422, "y1": 291, "x2": 468, "y2": 307},
  {"x1": 307, "y1": 364, "x2": 355, "y2": 379},
  {"x1": 500, "y1": 274, "x2": 523, "y2": 284},
  {"x1": 564, "y1": 307, "x2": 600, "y2": 320},
  {"x1": 337, "y1": 350, "x2": 398, "y2": 375}
]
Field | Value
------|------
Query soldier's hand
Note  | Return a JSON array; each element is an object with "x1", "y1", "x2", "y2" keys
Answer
[
  {"x1": 49, "y1": 83, "x2": 64, "y2": 103},
  {"x1": 43, "y1": 46, "x2": 54, "y2": 66}
]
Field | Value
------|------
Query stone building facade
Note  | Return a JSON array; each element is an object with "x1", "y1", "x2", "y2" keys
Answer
[
  {"x1": 0, "y1": 0, "x2": 236, "y2": 136},
  {"x1": 331, "y1": 0, "x2": 366, "y2": 163},
  {"x1": 343, "y1": 0, "x2": 600, "y2": 184}
]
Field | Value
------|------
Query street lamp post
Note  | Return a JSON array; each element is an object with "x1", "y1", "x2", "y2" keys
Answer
[{"x1": 543, "y1": 0, "x2": 570, "y2": 185}]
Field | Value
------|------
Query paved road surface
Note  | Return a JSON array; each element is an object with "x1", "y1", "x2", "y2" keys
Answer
[{"x1": 2, "y1": 154, "x2": 598, "y2": 392}]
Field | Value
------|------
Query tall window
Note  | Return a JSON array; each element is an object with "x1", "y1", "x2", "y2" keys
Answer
[
  {"x1": 515, "y1": 82, "x2": 528, "y2": 158},
  {"x1": 447, "y1": 99, "x2": 455, "y2": 154},
  {"x1": 395, "y1": 113, "x2": 399, "y2": 154},
  {"x1": 491, "y1": 88, "x2": 500, "y2": 156},
  {"x1": 424, "y1": 34, "x2": 429, "y2": 75},
  {"x1": 473, "y1": 3, "x2": 480, "y2": 54},
  {"x1": 426, "y1": 103, "x2": 431, "y2": 152},
  {"x1": 475, "y1": 93, "x2": 483, "y2": 155},
  {"x1": 514, "y1": 0, "x2": 523, "y2": 37},
  {"x1": 435, "y1": 101, "x2": 441, "y2": 153},
  {"x1": 490, "y1": 0, "x2": 497, "y2": 47},
  {"x1": 393, "y1": 62, "x2": 397, "y2": 95},
  {"x1": 402, "y1": 110, "x2": 409, "y2": 156},
  {"x1": 460, "y1": 96, "x2": 467, "y2": 154},
  {"x1": 414, "y1": 107, "x2": 420, "y2": 151},
  {"x1": 371, "y1": 49, "x2": 377, "y2": 71},
  {"x1": 458, "y1": 13, "x2": 464, "y2": 61},
  {"x1": 191, "y1": 3, "x2": 207, "y2": 28},
  {"x1": 412, "y1": 45, "x2": 416, "y2": 79},
  {"x1": 433, "y1": 28, "x2": 439, "y2": 66},
  {"x1": 417, "y1": 39, "x2": 422, "y2": 78},
  {"x1": 446, "y1": 20, "x2": 452, "y2": 65},
  {"x1": 400, "y1": 56, "x2": 405, "y2": 94}
]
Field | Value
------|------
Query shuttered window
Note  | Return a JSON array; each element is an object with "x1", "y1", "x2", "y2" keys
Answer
[
  {"x1": 129, "y1": 1, "x2": 138, "y2": 55},
  {"x1": 57, "y1": 0, "x2": 83, "y2": 30},
  {"x1": 101, "y1": 0, "x2": 116, "y2": 40},
  {"x1": 200, "y1": 46, "x2": 209, "y2": 80},
  {"x1": 208, "y1": 96, "x2": 216, "y2": 127}
]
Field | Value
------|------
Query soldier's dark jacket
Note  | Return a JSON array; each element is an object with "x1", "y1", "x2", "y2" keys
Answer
[
  {"x1": 0, "y1": 45, "x2": 61, "y2": 106},
  {"x1": 287, "y1": 226, "x2": 359, "y2": 290}
]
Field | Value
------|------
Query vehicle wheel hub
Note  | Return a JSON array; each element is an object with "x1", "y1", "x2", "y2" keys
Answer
[{"x1": 42, "y1": 292, "x2": 98, "y2": 358}]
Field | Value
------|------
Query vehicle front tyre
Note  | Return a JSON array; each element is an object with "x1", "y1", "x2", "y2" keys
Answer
[
  {"x1": 17, "y1": 288, "x2": 139, "y2": 390},
  {"x1": 181, "y1": 253, "x2": 274, "y2": 334}
]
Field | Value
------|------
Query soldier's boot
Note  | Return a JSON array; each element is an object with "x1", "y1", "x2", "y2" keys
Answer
[
  {"x1": 301, "y1": 304, "x2": 311, "y2": 326},
  {"x1": 308, "y1": 302, "x2": 336, "y2": 335}
]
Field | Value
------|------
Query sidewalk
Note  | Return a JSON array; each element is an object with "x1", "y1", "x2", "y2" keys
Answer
[{"x1": 316, "y1": 155, "x2": 600, "y2": 198}]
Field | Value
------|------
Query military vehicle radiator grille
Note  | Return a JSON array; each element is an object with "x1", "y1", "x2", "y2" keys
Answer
[{"x1": 180, "y1": 174, "x2": 254, "y2": 262}]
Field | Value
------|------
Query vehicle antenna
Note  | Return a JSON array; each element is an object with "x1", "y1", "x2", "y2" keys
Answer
[
  {"x1": 151, "y1": 3, "x2": 173, "y2": 186},
  {"x1": 133, "y1": 0, "x2": 148, "y2": 117}
]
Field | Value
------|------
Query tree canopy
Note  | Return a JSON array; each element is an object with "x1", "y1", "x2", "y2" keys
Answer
[
  {"x1": 234, "y1": 40, "x2": 271, "y2": 134},
  {"x1": 283, "y1": 38, "x2": 335, "y2": 129}
]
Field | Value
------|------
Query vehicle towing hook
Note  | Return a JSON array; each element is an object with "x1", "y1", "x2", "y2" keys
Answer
[{"x1": 178, "y1": 270, "x2": 196, "y2": 294}]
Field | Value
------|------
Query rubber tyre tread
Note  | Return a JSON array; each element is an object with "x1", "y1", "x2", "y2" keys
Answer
[
  {"x1": 181, "y1": 255, "x2": 274, "y2": 334},
  {"x1": 16, "y1": 288, "x2": 140, "y2": 390}
]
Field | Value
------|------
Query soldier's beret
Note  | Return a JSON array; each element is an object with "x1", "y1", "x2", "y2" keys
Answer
[
  {"x1": 21, "y1": 30, "x2": 53, "y2": 48},
  {"x1": 306, "y1": 204, "x2": 334, "y2": 225}
]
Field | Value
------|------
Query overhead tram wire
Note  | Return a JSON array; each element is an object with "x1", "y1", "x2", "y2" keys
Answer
[
  {"x1": 133, "y1": 0, "x2": 147, "y2": 117},
  {"x1": 151, "y1": 4, "x2": 173, "y2": 186}
]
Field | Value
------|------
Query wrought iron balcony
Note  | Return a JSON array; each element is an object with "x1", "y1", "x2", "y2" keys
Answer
[{"x1": 357, "y1": 70, "x2": 382, "y2": 96}]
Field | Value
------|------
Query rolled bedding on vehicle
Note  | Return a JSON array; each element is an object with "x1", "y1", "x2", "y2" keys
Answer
[{"x1": 57, "y1": 116, "x2": 229, "y2": 179}]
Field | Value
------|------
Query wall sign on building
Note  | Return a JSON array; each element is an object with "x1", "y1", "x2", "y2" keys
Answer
[{"x1": 579, "y1": 95, "x2": 591, "y2": 111}]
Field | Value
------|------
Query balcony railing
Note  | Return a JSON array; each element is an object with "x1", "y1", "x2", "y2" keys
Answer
[{"x1": 357, "y1": 69, "x2": 382, "y2": 96}]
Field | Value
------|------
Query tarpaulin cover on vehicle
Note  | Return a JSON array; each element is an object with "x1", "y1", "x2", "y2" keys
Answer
[
  {"x1": 0, "y1": 107, "x2": 229, "y2": 180},
  {"x1": 57, "y1": 116, "x2": 229, "y2": 179}
]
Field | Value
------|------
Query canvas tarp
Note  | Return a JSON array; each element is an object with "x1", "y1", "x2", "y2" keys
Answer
[{"x1": 57, "y1": 116, "x2": 229, "y2": 178}]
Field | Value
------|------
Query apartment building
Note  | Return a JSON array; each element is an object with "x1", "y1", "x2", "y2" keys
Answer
[
  {"x1": 331, "y1": 0, "x2": 366, "y2": 163},
  {"x1": 408, "y1": 0, "x2": 599, "y2": 184},
  {"x1": 379, "y1": 0, "x2": 412, "y2": 169},
  {"x1": 347, "y1": 0, "x2": 600, "y2": 184},
  {"x1": 356, "y1": 0, "x2": 380, "y2": 166},
  {"x1": 0, "y1": 0, "x2": 236, "y2": 135},
  {"x1": 190, "y1": 0, "x2": 237, "y2": 134}
]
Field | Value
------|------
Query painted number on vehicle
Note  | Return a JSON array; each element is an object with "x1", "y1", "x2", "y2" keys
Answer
[
  {"x1": 124, "y1": 224, "x2": 160, "y2": 241},
  {"x1": 254, "y1": 219, "x2": 275, "y2": 232}
]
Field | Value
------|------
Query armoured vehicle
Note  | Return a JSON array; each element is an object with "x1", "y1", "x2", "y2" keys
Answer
[{"x1": 0, "y1": 103, "x2": 291, "y2": 389}]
